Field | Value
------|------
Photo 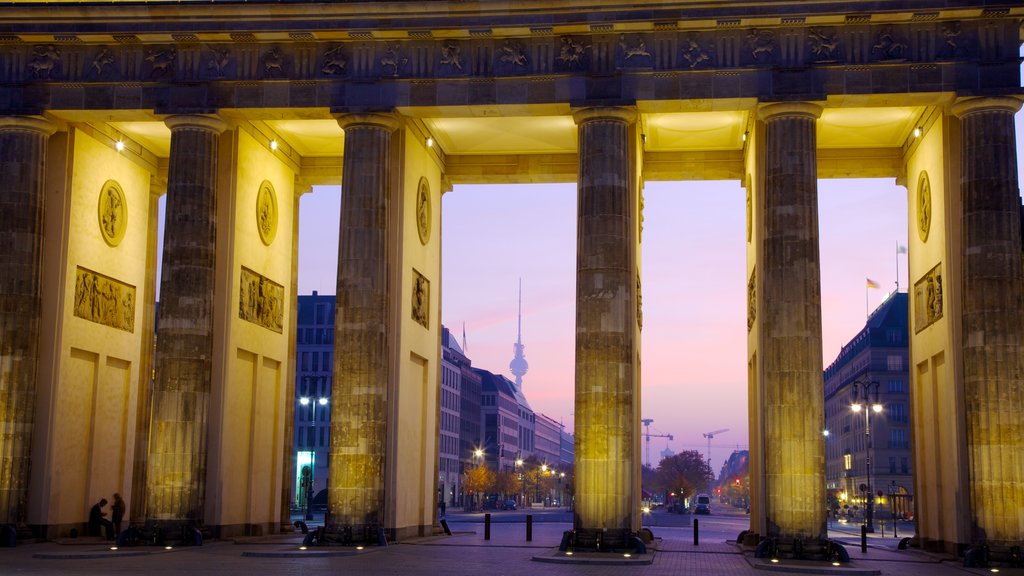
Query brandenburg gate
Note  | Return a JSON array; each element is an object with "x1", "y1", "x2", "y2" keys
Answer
[{"x1": 0, "y1": 0, "x2": 1021, "y2": 556}]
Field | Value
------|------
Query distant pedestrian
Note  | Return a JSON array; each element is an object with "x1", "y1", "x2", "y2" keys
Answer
[
  {"x1": 88, "y1": 498, "x2": 113, "y2": 539},
  {"x1": 438, "y1": 499, "x2": 446, "y2": 517},
  {"x1": 111, "y1": 493, "x2": 126, "y2": 535}
]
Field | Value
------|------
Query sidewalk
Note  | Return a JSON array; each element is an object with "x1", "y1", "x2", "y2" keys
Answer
[{"x1": 0, "y1": 517, "x2": 1002, "y2": 576}]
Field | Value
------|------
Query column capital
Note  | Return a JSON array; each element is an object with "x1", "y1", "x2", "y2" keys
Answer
[
  {"x1": 335, "y1": 113, "x2": 402, "y2": 133},
  {"x1": 951, "y1": 96, "x2": 1023, "y2": 119},
  {"x1": 572, "y1": 106, "x2": 637, "y2": 126},
  {"x1": 757, "y1": 102, "x2": 823, "y2": 122},
  {"x1": 0, "y1": 115, "x2": 57, "y2": 136},
  {"x1": 164, "y1": 114, "x2": 228, "y2": 134}
]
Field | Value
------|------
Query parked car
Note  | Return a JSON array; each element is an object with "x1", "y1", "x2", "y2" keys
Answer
[{"x1": 501, "y1": 499, "x2": 517, "y2": 510}]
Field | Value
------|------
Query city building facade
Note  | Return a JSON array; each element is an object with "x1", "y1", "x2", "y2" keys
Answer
[
  {"x1": 293, "y1": 292, "x2": 336, "y2": 510},
  {"x1": 824, "y1": 292, "x2": 913, "y2": 523},
  {"x1": 476, "y1": 368, "x2": 522, "y2": 473},
  {"x1": 439, "y1": 327, "x2": 467, "y2": 507}
]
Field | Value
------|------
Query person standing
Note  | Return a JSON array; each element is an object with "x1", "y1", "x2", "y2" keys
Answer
[
  {"x1": 111, "y1": 493, "x2": 126, "y2": 536},
  {"x1": 88, "y1": 498, "x2": 113, "y2": 539}
]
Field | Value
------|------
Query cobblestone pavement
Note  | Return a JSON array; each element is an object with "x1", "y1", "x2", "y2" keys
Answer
[{"x1": 1, "y1": 520, "x2": 1007, "y2": 576}]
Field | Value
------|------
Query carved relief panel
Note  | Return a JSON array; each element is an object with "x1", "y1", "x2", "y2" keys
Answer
[
  {"x1": 412, "y1": 269, "x2": 429, "y2": 329},
  {"x1": 239, "y1": 266, "x2": 284, "y2": 333},
  {"x1": 74, "y1": 266, "x2": 136, "y2": 333},
  {"x1": 913, "y1": 263, "x2": 943, "y2": 333}
]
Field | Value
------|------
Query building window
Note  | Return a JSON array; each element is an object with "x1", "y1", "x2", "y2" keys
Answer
[
  {"x1": 889, "y1": 456, "x2": 897, "y2": 474},
  {"x1": 887, "y1": 355, "x2": 903, "y2": 371},
  {"x1": 887, "y1": 379, "x2": 906, "y2": 394},
  {"x1": 844, "y1": 453, "x2": 852, "y2": 471},
  {"x1": 889, "y1": 428, "x2": 908, "y2": 449},
  {"x1": 888, "y1": 402, "x2": 908, "y2": 423},
  {"x1": 901, "y1": 457, "x2": 909, "y2": 474}
]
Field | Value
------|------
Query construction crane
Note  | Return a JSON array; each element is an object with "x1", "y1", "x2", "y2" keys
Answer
[
  {"x1": 641, "y1": 419, "x2": 674, "y2": 468},
  {"x1": 702, "y1": 428, "x2": 730, "y2": 471}
]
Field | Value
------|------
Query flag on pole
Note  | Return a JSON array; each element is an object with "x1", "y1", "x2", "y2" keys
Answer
[
  {"x1": 896, "y1": 244, "x2": 908, "y2": 254},
  {"x1": 866, "y1": 278, "x2": 880, "y2": 289}
]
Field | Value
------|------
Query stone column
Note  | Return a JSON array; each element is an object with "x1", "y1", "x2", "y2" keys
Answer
[
  {"x1": 757, "y1": 102, "x2": 826, "y2": 541},
  {"x1": 329, "y1": 113, "x2": 400, "y2": 534},
  {"x1": 951, "y1": 96, "x2": 1024, "y2": 547},
  {"x1": 572, "y1": 107, "x2": 640, "y2": 544},
  {"x1": 0, "y1": 116, "x2": 56, "y2": 524},
  {"x1": 146, "y1": 115, "x2": 227, "y2": 524}
]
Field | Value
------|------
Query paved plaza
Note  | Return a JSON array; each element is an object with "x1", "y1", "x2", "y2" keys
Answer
[{"x1": 2, "y1": 511, "x2": 1011, "y2": 576}]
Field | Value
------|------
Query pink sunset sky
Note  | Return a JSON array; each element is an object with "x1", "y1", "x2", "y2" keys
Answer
[{"x1": 295, "y1": 105, "x2": 1024, "y2": 473}]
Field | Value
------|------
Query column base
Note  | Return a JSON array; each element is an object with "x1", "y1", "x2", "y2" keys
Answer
[{"x1": 753, "y1": 536, "x2": 848, "y2": 562}]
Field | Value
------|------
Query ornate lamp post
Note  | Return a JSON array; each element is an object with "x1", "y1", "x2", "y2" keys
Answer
[{"x1": 850, "y1": 380, "x2": 882, "y2": 533}]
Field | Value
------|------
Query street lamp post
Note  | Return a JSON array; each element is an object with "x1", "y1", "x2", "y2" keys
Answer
[
  {"x1": 515, "y1": 458, "x2": 524, "y2": 507},
  {"x1": 850, "y1": 380, "x2": 882, "y2": 533},
  {"x1": 300, "y1": 396, "x2": 328, "y2": 521}
]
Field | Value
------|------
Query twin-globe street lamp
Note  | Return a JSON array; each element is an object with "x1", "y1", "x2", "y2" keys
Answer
[
  {"x1": 850, "y1": 380, "x2": 882, "y2": 533},
  {"x1": 299, "y1": 396, "x2": 328, "y2": 520}
]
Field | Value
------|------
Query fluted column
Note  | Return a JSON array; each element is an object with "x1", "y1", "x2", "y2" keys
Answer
[
  {"x1": 329, "y1": 113, "x2": 400, "y2": 532},
  {"x1": 572, "y1": 107, "x2": 640, "y2": 541},
  {"x1": 951, "y1": 96, "x2": 1024, "y2": 547},
  {"x1": 146, "y1": 115, "x2": 227, "y2": 524},
  {"x1": 757, "y1": 102, "x2": 826, "y2": 541},
  {"x1": 0, "y1": 116, "x2": 57, "y2": 524}
]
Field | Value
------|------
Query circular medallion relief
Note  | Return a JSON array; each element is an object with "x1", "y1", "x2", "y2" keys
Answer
[
  {"x1": 416, "y1": 177, "x2": 431, "y2": 245},
  {"x1": 916, "y1": 171, "x2": 931, "y2": 243},
  {"x1": 98, "y1": 180, "x2": 127, "y2": 247},
  {"x1": 256, "y1": 180, "x2": 278, "y2": 246}
]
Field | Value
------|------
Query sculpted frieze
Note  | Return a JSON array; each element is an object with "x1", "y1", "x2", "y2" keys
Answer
[
  {"x1": 746, "y1": 29, "x2": 775, "y2": 62},
  {"x1": 498, "y1": 39, "x2": 528, "y2": 70},
  {"x1": 681, "y1": 35, "x2": 714, "y2": 69},
  {"x1": 239, "y1": 266, "x2": 285, "y2": 333},
  {"x1": 913, "y1": 263, "x2": 943, "y2": 333},
  {"x1": 74, "y1": 266, "x2": 136, "y2": 333},
  {"x1": 871, "y1": 28, "x2": 908, "y2": 60},
  {"x1": 439, "y1": 40, "x2": 464, "y2": 72},
  {"x1": 28, "y1": 45, "x2": 61, "y2": 79},
  {"x1": 807, "y1": 28, "x2": 841, "y2": 62},
  {"x1": 556, "y1": 36, "x2": 590, "y2": 70},
  {"x1": 618, "y1": 34, "x2": 652, "y2": 67},
  {"x1": 412, "y1": 269, "x2": 429, "y2": 329},
  {"x1": 0, "y1": 20, "x2": 1000, "y2": 86},
  {"x1": 144, "y1": 46, "x2": 176, "y2": 78},
  {"x1": 207, "y1": 45, "x2": 231, "y2": 77},
  {"x1": 89, "y1": 47, "x2": 115, "y2": 77},
  {"x1": 320, "y1": 45, "x2": 347, "y2": 76}
]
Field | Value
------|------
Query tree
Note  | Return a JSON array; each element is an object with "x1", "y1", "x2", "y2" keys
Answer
[
  {"x1": 462, "y1": 464, "x2": 495, "y2": 510},
  {"x1": 493, "y1": 470, "x2": 521, "y2": 500},
  {"x1": 653, "y1": 450, "x2": 713, "y2": 503}
]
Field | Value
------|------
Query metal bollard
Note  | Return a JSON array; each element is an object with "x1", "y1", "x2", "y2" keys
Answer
[
  {"x1": 526, "y1": 514, "x2": 532, "y2": 542},
  {"x1": 693, "y1": 518, "x2": 699, "y2": 546},
  {"x1": 484, "y1": 513, "x2": 491, "y2": 541},
  {"x1": 861, "y1": 524, "x2": 867, "y2": 553}
]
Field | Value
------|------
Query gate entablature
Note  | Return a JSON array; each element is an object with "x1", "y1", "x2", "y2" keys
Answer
[{"x1": 0, "y1": 4, "x2": 1019, "y2": 115}]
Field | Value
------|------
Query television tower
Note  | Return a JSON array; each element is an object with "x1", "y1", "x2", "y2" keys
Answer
[{"x1": 509, "y1": 279, "x2": 529, "y2": 389}]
